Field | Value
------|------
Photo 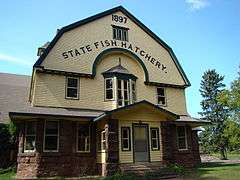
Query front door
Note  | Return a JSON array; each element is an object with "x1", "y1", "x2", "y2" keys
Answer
[{"x1": 133, "y1": 124, "x2": 149, "y2": 162}]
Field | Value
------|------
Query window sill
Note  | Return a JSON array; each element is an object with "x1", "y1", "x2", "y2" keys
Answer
[
  {"x1": 65, "y1": 97, "x2": 79, "y2": 100},
  {"x1": 18, "y1": 152, "x2": 36, "y2": 157}
]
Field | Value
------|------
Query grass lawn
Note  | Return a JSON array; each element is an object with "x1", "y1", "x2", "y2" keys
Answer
[
  {"x1": 184, "y1": 162, "x2": 240, "y2": 180},
  {"x1": 0, "y1": 171, "x2": 16, "y2": 180},
  {"x1": 1, "y1": 161, "x2": 240, "y2": 180}
]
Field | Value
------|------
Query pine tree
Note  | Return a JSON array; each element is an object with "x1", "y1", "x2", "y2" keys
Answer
[{"x1": 199, "y1": 69, "x2": 228, "y2": 159}]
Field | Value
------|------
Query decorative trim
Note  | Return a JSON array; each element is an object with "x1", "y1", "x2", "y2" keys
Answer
[
  {"x1": 93, "y1": 48, "x2": 149, "y2": 82},
  {"x1": 33, "y1": 6, "x2": 190, "y2": 86}
]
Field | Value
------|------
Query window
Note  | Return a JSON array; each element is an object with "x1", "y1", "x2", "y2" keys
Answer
[
  {"x1": 66, "y1": 77, "x2": 79, "y2": 99},
  {"x1": 77, "y1": 124, "x2": 90, "y2": 152},
  {"x1": 101, "y1": 131, "x2": 106, "y2": 151},
  {"x1": 131, "y1": 80, "x2": 136, "y2": 103},
  {"x1": 117, "y1": 79, "x2": 130, "y2": 107},
  {"x1": 157, "y1": 87, "x2": 166, "y2": 106},
  {"x1": 105, "y1": 78, "x2": 114, "y2": 100},
  {"x1": 113, "y1": 26, "x2": 128, "y2": 41},
  {"x1": 44, "y1": 120, "x2": 59, "y2": 152},
  {"x1": 24, "y1": 121, "x2": 36, "y2": 152},
  {"x1": 150, "y1": 128, "x2": 159, "y2": 151},
  {"x1": 121, "y1": 127, "x2": 131, "y2": 151},
  {"x1": 177, "y1": 126, "x2": 188, "y2": 150}
]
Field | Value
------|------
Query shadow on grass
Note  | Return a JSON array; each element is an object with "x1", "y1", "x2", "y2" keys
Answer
[{"x1": 184, "y1": 162, "x2": 240, "y2": 180}]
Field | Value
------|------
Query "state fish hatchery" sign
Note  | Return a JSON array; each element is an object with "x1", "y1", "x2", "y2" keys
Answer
[{"x1": 61, "y1": 39, "x2": 167, "y2": 73}]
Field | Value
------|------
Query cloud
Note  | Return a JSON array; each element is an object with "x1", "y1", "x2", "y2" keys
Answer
[
  {"x1": 0, "y1": 53, "x2": 32, "y2": 66},
  {"x1": 185, "y1": 0, "x2": 210, "y2": 11}
]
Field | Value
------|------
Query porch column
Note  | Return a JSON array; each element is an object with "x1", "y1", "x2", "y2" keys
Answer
[
  {"x1": 161, "y1": 122, "x2": 174, "y2": 164},
  {"x1": 105, "y1": 119, "x2": 119, "y2": 176}
]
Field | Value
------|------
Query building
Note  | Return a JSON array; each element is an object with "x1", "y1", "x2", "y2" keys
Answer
[{"x1": 0, "y1": 6, "x2": 208, "y2": 179}]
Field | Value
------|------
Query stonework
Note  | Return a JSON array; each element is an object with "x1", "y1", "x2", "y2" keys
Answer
[
  {"x1": 16, "y1": 120, "x2": 97, "y2": 179},
  {"x1": 161, "y1": 122, "x2": 201, "y2": 168}
]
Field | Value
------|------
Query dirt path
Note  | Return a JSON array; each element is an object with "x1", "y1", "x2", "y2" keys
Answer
[{"x1": 201, "y1": 154, "x2": 240, "y2": 164}]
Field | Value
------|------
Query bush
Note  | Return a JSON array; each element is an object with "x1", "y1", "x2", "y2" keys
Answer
[{"x1": 167, "y1": 163, "x2": 185, "y2": 175}]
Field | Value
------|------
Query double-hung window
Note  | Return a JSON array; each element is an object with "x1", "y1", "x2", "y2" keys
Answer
[
  {"x1": 77, "y1": 124, "x2": 90, "y2": 152},
  {"x1": 112, "y1": 26, "x2": 128, "y2": 41},
  {"x1": 177, "y1": 126, "x2": 188, "y2": 150},
  {"x1": 44, "y1": 120, "x2": 59, "y2": 152},
  {"x1": 131, "y1": 80, "x2": 136, "y2": 103},
  {"x1": 24, "y1": 121, "x2": 36, "y2": 152},
  {"x1": 66, "y1": 77, "x2": 79, "y2": 99},
  {"x1": 117, "y1": 79, "x2": 130, "y2": 107},
  {"x1": 105, "y1": 78, "x2": 114, "y2": 100},
  {"x1": 121, "y1": 127, "x2": 131, "y2": 151},
  {"x1": 150, "y1": 128, "x2": 160, "y2": 150},
  {"x1": 157, "y1": 87, "x2": 166, "y2": 106}
]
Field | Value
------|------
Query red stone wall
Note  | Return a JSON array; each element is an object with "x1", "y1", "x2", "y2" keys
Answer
[
  {"x1": 161, "y1": 122, "x2": 201, "y2": 168},
  {"x1": 16, "y1": 120, "x2": 97, "y2": 179}
]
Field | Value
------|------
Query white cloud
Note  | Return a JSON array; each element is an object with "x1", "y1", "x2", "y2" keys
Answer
[
  {"x1": 185, "y1": 0, "x2": 210, "y2": 11},
  {"x1": 0, "y1": 53, "x2": 32, "y2": 66}
]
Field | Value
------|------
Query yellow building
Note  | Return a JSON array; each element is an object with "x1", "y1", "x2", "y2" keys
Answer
[{"x1": 1, "y1": 6, "x2": 208, "y2": 178}]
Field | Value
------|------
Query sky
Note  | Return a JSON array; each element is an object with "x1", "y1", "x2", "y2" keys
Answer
[{"x1": 0, "y1": 0, "x2": 239, "y2": 117}]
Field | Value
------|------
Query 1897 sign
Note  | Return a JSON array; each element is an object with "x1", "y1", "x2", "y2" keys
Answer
[{"x1": 112, "y1": 14, "x2": 127, "y2": 23}]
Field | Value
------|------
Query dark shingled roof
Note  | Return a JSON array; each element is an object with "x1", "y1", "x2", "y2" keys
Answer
[
  {"x1": 0, "y1": 73, "x2": 103, "y2": 124},
  {"x1": 103, "y1": 64, "x2": 131, "y2": 74}
]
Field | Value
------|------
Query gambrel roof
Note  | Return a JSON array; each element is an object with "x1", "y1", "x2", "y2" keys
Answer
[{"x1": 33, "y1": 6, "x2": 190, "y2": 87}]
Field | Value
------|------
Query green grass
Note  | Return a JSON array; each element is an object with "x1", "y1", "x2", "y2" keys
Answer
[
  {"x1": 0, "y1": 171, "x2": 15, "y2": 180},
  {"x1": 184, "y1": 162, "x2": 240, "y2": 180}
]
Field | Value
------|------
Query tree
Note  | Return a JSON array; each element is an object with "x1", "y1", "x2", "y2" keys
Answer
[
  {"x1": 199, "y1": 69, "x2": 229, "y2": 159},
  {"x1": 218, "y1": 66, "x2": 240, "y2": 122}
]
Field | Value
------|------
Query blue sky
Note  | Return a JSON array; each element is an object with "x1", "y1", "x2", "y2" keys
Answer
[{"x1": 0, "y1": 0, "x2": 239, "y2": 117}]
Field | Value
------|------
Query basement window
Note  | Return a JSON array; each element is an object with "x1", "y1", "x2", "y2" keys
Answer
[{"x1": 24, "y1": 121, "x2": 36, "y2": 152}]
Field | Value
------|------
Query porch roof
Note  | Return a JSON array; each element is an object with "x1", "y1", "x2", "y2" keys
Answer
[
  {"x1": 93, "y1": 100, "x2": 179, "y2": 122},
  {"x1": 171, "y1": 115, "x2": 210, "y2": 127}
]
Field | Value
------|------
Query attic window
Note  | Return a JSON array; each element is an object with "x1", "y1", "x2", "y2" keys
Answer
[{"x1": 112, "y1": 25, "x2": 128, "y2": 41}]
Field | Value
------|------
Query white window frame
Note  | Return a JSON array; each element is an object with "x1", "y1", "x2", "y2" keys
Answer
[
  {"x1": 121, "y1": 127, "x2": 131, "y2": 151},
  {"x1": 156, "y1": 87, "x2": 166, "y2": 106},
  {"x1": 177, "y1": 126, "x2": 188, "y2": 151},
  {"x1": 66, "y1": 77, "x2": 79, "y2": 99},
  {"x1": 43, "y1": 120, "x2": 59, "y2": 152},
  {"x1": 76, "y1": 123, "x2": 90, "y2": 153},
  {"x1": 117, "y1": 79, "x2": 130, "y2": 107},
  {"x1": 105, "y1": 78, "x2": 114, "y2": 101},
  {"x1": 150, "y1": 128, "x2": 159, "y2": 151},
  {"x1": 24, "y1": 121, "x2": 36, "y2": 153}
]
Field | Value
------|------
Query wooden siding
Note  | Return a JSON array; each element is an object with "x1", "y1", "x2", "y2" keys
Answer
[
  {"x1": 40, "y1": 11, "x2": 186, "y2": 85},
  {"x1": 33, "y1": 53, "x2": 188, "y2": 114},
  {"x1": 119, "y1": 119, "x2": 162, "y2": 163}
]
